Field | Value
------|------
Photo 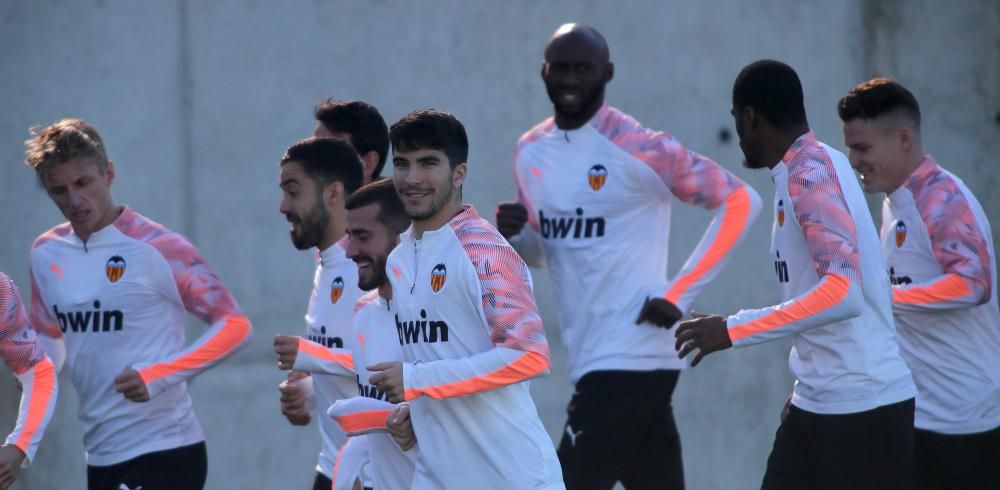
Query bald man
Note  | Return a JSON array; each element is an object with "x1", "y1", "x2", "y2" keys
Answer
[{"x1": 496, "y1": 23, "x2": 760, "y2": 489}]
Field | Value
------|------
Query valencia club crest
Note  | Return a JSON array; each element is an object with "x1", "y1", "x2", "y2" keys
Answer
[
  {"x1": 431, "y1": 264, "x2": 447, "y2": 293},
  {"x1": 588, "y1": 164, "x2": 608, "y2": 191},
  {"x1": 895, "y1": 221, "x2": 907, "y2": 248},
  {"x1": 106, "y1": 255, "x2": 126, "y2": 283},
  {"x1": 330, "y1": 276, "x2": 345, "y2": 304}
]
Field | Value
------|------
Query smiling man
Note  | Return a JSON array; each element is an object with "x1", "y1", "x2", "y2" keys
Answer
[
  {"x1": 674, "y1": 61, "x2": 916, "y2": 490},
  {"x1": 840, "y1": 78, "x2": 1000, "y2": 489},
  {"x1": 274, "y1": 137, "x2": 367, "y2": 490},
  {"x1": 495, "y1": 23, "x2": 760, "y2": 490},
  {"x1": 370, "y1": 109, "x2": 564, "y2": 489},
  {"x1": 25, "y1": 118, "x2": 252, "y2": 490}
]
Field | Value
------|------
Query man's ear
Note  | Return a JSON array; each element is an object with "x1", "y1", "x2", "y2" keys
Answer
[
  {"x1": 361, "y1": 151, "x2": 380, "y2": 181},
  {"x1": 324, "y1": 180, "x2": 345, "y2": 208},
  {"x1": 452, "y1": 163, "x2": 467, "y2": 190}
]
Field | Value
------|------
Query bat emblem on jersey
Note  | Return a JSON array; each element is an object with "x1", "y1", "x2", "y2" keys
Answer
[
  {"x1": 895, "y1": 221, "x2": 907, "y2": 247},
  {"x1": 777, "y1": 199, "x2": 785, "y2": 228},
  {"x1": 588, "y1": 164, "x2": 608, "y2": 191},
  {"x1": 431, "y1": 263, "x2": 447, "y2": 293},
  {"x1": 331, "y1": 276, "x2": 345, "y2": 304},
  {"x1": 105, "y1": 255, "x2": 126, "y2": 283}
]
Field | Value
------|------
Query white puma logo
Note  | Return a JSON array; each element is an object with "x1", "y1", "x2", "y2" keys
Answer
[
  {"x1": 565, "y1": 424, "x2": 583, "y2": 446},
  {"x1": 119, "y1": 484, "x2": 142, "y2": 490}
]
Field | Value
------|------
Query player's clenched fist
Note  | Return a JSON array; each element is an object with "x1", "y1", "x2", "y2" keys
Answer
[
  {"x1": 635, "y1": 296, "x2": 683, "y2": 329},
  {"x1": 369, "y1": 362, "x2": 405, "y2": 403},
  {"x1": 273, "y1": 335, "x2": 300, "y2": 370},
  {"x1": 495, "y1": 202, "x2": 528, "y2": 239},
  {"x1": 114, "y1": 368, "x2": 150, "y2": 402}
]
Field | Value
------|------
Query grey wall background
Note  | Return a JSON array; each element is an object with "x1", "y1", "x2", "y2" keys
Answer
[{"x1": 1, "y1": 1, "x2": 997, "y2": 489}]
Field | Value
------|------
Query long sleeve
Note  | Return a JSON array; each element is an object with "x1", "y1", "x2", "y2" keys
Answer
[
  {"x1": 1, "y1": 274, "x2": 58, "y2": 463},
  {"x1": 893, "y1": 182, "x2": 992, "y2": 311},
  {"x1": 510, "y1": 148, "x2": 547, "y2": 267},
  {"x1": 136, "y1": 234, "x2": 253, "y2": 398},
  {"x1": 292, "y1": 337, "x2": 354, "y2": 377},
  {"x1": 402, "y1": 241, "x2": 550, "y2": 401},
  {"x1": 728, "y1": 158, "x2": 864, "y2": 346},
  {"x1": 608, "y1": 122, "x2": 761, "y2": 313}
]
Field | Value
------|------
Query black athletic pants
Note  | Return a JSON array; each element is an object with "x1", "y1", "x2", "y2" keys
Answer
[
  {"x1": 557, "y1": 369, "x2": 684, "y2": 490},
  {"x1": 914, "y1": 423, "x2": 1000, "y2": 489},
  {"x1": 87, "y1": 441, "x2": 207, "y2": 490},
  {"x1": 761, "y1": 398, "x2": 915, "y2": 490}
]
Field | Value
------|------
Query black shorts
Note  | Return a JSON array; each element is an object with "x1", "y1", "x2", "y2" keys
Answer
[
  {"x1": 312, "y1": 471, "x2": 332, "y2": 490},
  {"x1": 915, "y1": 423, "x2": 1000, "y2": 489},
  {"x1": 87, "y1": 441, "x2": 207, "y2": 490},
  {"x1": 557, "y1": 369, "x2": 684, "y2": 490},
  {"x1": 762, "y1": 398, "x2": 914, "y2": 490}
]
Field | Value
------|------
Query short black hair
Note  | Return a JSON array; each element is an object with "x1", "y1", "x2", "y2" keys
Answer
[
  {"x1": 281, "y1": 137, "x2": 364, "y2": 195},
  {"x1": 389, "y1": 109, "x2": 468, "y2": 168},
  {"x1": 732, "y1": 59, "x2": 808, "y2": 129},
  {"x1": 837, "y1": 78, "x2": 921, "y2": 127},
  {"x1": 345, "y1": 178, "x2": 411, "y2": 235},
  {"x1": 314, "y1": 99, "x2": 390, "y2": 178}
]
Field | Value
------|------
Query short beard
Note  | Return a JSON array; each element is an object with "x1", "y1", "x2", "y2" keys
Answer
[
  {"x1": 291, "y1": 198, "x2": 330, "y2": 250},
  {"x1": 405, "y1": 180, "x2": 455, "y2": 221}
]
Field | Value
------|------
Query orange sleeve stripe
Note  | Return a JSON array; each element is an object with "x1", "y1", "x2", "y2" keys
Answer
[
  {"x1": 297, "y1": 337, "x2": 354, "y2": 371},
  {"x1": 15, "y1": 357, "x2": 56, "y2": 453},
  {"x1": 665, "y1": 186, "x2": 752, "y2": 304},
  {"x1": 139, "y1": 315, "x2": 251, "y2": 384},
  {"x1": 403, "y1": 351, "x2": 548, "y2": 401},
  {"x1": 893, "y1": 274, "x2": 972, "y2": 305},
  {"x1": 729, "y1": 274, "x2": 851, "y2": 342},
  {"x1": 333, "y1": 409, "x2": 393, "y2": 434}
]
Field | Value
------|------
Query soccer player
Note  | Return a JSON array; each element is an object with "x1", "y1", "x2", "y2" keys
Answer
[
  {"x1": 25, "y1": 118, "x2": 253, "y2": 490},
  {"x1": 495, "y1": 23, "x2": 761, "y2": 489},
  {"x1": 273, "y1": 137, "x2": 366, "y2": 490},
  {"x1": 369, "y1": 109, "x2": 564, "y2": 489},
  {"x1": 313, "y1": 99, "x2": 391, "y2": 181},
  {"x1": 839, "y1": 78, "x2": 1000, "y2": 489},
  {"x1": 328, "y1": 178, "x2": 417, "y2": 489},
  {"x1": 674, "y1": 60, "x2": 917, "y2": 489},
  {"x1": 1, "y1": 272, "x2": 58, "y2": 490}
]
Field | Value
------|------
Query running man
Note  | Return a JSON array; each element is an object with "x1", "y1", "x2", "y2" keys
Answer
[
  {"x1": 675, "y1": 60, "x2": 917, "y2": 489},
  {"x1": 370, "y1": 109, "x2": 564, "y2": 489},
  {"x1": 25, "y1": 118, "x2": 253, "y2": 490},
  {"x1": 328, "y1": 178, "x2": 417, "y2": 489},
  {"x1": 840, "y1": 78, "x2": 1000, "y2": 489},
  {"x1": 1, "y1": 272, "x2": 58, "y2": 490},
  {"x1": 273, "y1": 136, "x2": 366, "y2": 490},
  {"x1": 496, "y1": 23, "x2": 760, "y2": 489}
]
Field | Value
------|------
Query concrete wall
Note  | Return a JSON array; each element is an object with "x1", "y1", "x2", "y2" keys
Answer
[{"x1": 1, "y1": 1, "x2": 996, "y2": 489}]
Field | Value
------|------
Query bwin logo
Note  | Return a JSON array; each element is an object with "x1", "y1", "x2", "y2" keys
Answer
[
  {"x1": 330, "y1": 276, "x2": 345, "y2": 304},
  {"x1": 395, "y1": 309, "x2": 449, "y2": 345},
  {"x1": 539, "y1": 208, "x2": 606, "y2": 239},
  {"x1": 357, "y1": 376, "x2": 386, "y2": 401},
  {"x1": 308, "y1": 326, "x2": 343, "y2": 348},
  {"x1": 54, "y1": 301, "x2": 124, "y2": 333}
]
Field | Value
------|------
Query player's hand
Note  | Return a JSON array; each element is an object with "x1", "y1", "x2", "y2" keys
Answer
[
  {"x1": 495, "y1": 202, "x2": 528, "y2": 239},
  {"x1": 369, "y1": 362, "x2": 405, "y2": 403},
  {"x1": 674, "y1": 311, "x2": 732, "y2": 367},
  {"x1": 386, "y1": 404, "x2": 417, "y2": 451},
  {"x1": 635, "y1": 296, "x2": 683, "y2": 328},
  {"x1": 279, "y1": 371, "x2": 311, "y2": 426},
  {"x1": 113, "y1": 368, "x2": 150, "y2": 402},
  {"x1": 274, "y1": 335, "x2": 301, "y2": 370},
  {"x1": 0, "y1": 444, "x2": 26, "y2": 490}
]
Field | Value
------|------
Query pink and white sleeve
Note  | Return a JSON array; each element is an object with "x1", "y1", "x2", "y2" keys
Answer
[
  {"x1": 727, "y1": 155, "x2": 864, "y2": 346},
  {"x1": 893, "y1": 179, "x2": 991, "y2": 311}
]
